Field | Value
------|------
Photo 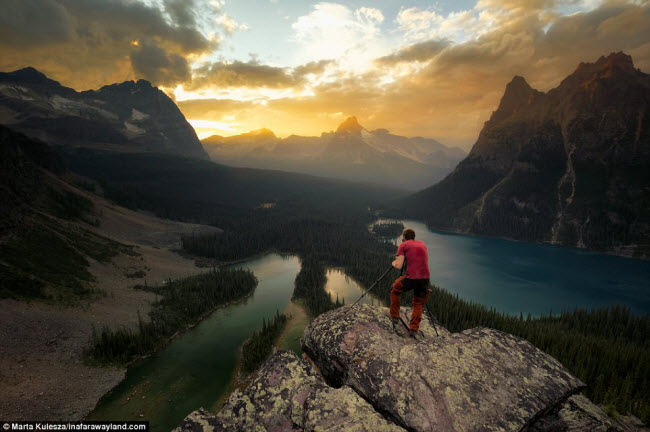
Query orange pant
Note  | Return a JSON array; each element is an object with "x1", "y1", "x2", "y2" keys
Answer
[{"x1": 389, "y1": 277, "x2": 430, "y2": 331}]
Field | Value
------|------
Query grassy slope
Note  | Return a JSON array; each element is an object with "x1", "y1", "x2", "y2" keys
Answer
[{"x1": 0, "y1": 126, "x2": 129, "y2": 303}]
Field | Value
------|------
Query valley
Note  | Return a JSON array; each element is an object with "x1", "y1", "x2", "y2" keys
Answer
[
  {"x1": 200, "y1": 116, "x2": 466, "y2": 190},
  {"x1": 1, "y1": 50, "x2": 649, "y2": 428},
  {"x1": 0, "y1": 182, "x2": 218, "y2": 420}
]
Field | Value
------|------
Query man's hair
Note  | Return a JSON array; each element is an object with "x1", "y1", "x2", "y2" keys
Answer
[{"x1": 402, "y1": 228, "x2": 415, "y2": 240}]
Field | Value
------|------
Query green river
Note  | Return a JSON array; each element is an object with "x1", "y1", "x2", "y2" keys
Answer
[{"x1": 88, "y1": 253, "x2": 373, "y2": 431}]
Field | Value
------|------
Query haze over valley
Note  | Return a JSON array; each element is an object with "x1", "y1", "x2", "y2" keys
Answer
[{"x1": 202, "y1": 116, "x2": 466, "y2": 189}]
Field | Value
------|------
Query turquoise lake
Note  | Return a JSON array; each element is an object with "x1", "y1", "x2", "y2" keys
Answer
[{"x1": 390, "y1": 219, "x2": 650, "y2": 316}]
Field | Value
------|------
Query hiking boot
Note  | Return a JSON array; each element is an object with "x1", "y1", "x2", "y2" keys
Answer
[
  {"x1": 409, "y1": 329, "x2": 419, "y2": 339},
  {"x1": 386, "y1": 310, "x2": 400, "y2": 323}
]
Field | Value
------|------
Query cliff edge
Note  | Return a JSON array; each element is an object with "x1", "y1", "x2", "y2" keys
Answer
[{"x1": 176, "y1": 304, "x2": 643, "y2": 431}]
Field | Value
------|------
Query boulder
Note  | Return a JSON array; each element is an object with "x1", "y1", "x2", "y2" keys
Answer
[
  {"x1": 529, "y1": 394, "x2": 648, "y2": 432},
  {"x1": 177, "y1": 305, "x2": 640, "y2": 432},
  {"x1": 174, "y1": 350, "x2": 404, "y2": 432},
  {"x1": 302, "y1": 304, "x2": 584, "y2": 431}
]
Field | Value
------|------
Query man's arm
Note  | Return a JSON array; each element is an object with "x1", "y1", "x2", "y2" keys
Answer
[{"x1": 392, "y1": 255, "x2": 405, "y2": 269}]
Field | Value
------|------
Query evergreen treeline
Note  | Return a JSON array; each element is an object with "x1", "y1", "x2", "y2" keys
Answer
[
  {"x1": 293, "y1": 256, "x2": 343, "y2": 316},
  {"x1": 85, "y1": 268, "x2": 257, "y2": 364},
  {"x1": 181, "y1": 207, "x2": 394, "y2": 317},
  {"x1": 371, "y1": 222, "x2": 404, "y2": 237},
  {"x1": 182, "y1": 209, "x2": 649, "y2": 422},
  {"x1": 241, "y1": 311, "x2": 287, "y2": 373},
  {"x1": 423, "y1": 288, "x2": 649, "y2": 421}
]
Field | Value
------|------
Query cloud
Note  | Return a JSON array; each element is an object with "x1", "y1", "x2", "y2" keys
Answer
[
  {"x1": 186, "y1": 58, "x2": 340, "y2": 92},
  {"x1": 293, "y1": 59, "x2": 335, "y2": 77},
  {"x1": 291, "y1": 3, "x2": 390, "y2": 72},
  {"x1": 130, "y1": 41, "x2": 191, "y2": 86},
  {"x1": 355, "y1": 7, "x2": 385, "y2": 24},
  {"x1": 188, "y1": 60, "x2": 298, "y2": 89},
  {"x1": 216, "y1": 13, "x2": 249, "y2": 34},
  {"x1": 395, "y1": 7, "x2": 492, "y2": 44},
  {"x1": 0, "y1": 0, "x2": 214, "y2": 89},
  {"x1": 376, "y1": 39, "x2": 450, "y2": 65},
  {"x1": 0, "y1": 0, "x2": 74, "y2": 46},
  {"x1": 2, "y1": 0, "x2": 648, "y2": 150},
  {"x1": 164, "y1": 0, "x2": 197, "y2": 28},
  {"x1": 176, "y1": 0, "x2": 650, "y2": 150}
]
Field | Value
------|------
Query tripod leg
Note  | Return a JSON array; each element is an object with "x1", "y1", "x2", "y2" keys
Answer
[{"x1": 425, "y1": 302, "x2": 439, "y2": 337}]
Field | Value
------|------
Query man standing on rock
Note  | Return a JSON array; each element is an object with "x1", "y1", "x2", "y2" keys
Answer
[{"x1": 390, "y1": 228, "x2": 430, "y2": 336}]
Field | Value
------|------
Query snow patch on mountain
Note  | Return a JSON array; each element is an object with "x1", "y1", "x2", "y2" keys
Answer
[
  {"x1": 131, "y1": 108, "x2": 149, "y2": 121},
  {"x1": 49, "y1": 95, "x2": 118, "y2": 121},
  {"x1": 0, "y1": 84, "x2": 35, "y2": 101},
  {"x1": 124, "y1": 121, "x2": 145, "y2": 135}
]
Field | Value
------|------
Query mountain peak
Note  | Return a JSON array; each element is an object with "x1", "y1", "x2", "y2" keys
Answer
[
  {"x1": 489, "y1": 75, "x2": 541, "y2": 125},
  {"x1": 135, "y1": 79, "x2": 154, "y2": 88},
  {"x1": 0, "y1": 67, "x2": 65, "y2": 88},
  {"x1": 12, "y1": 67, "x2": 49, "y2": 82},
  {"x1": 507, "y1": 75, "x2": 531, "y2": 91},
  {"x1": 336, "y1": 116, "x2": 364, "y2": 134},
  {"x1": 563, "y1": 52, "x2": 638, "y2": 91},
  {"x1": 97, "y1": 79, "x2": 157, "y2": 94},
  {"x1": 577, "y1": 51, "x2": 635, "y2": 74},
  {"x1": 246, "y1": 128, "x2": 277, "y2": 138}
]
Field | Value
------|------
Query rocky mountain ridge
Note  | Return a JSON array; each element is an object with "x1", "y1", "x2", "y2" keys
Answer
[
  {"x1": 201, "y1": 116, "x2": 466, "y2": 190},
  {"x1": 399, "y1": 52, "x2": 650, "y2": 259},
  {"x1": 176, "y1": 305, "x2": 641, "y2": 431},
  {"x1": 0, "y1": 67, "x2": 208, "y2": 160}
]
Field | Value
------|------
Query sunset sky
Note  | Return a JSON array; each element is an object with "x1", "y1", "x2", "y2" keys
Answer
[{"x1": 2, "y1": 0, "x2": 649, "y2": 149}]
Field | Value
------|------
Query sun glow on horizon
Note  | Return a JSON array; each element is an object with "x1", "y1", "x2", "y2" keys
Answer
[
  {"x1": 173, "y1": 84, "x2": 315, "y2": 103},
  {"x1": 188, "y1": 119, "x2": 243, "y2": 139}
]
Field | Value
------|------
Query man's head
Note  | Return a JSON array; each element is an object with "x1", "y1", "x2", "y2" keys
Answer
[{"x1": 402, "y1": 228, "x2": 415, "y2": 241}]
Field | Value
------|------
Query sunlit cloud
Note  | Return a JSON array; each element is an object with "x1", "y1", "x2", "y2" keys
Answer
[
  {"x1": 174, "y1": 82, "x2": 313, "y2": 102},
  {"x1": 291, "y1": 3, "x2": 393, "y2": 73},
  {"x1": 216, "y1": 13, "x2": 249, "y2": 34},
  {"x1": 187, "y1": 118, "x2": 239, "y2": 138},
  {"x1": 1, "y1": 0, "x2": 649, "y2": 149}
]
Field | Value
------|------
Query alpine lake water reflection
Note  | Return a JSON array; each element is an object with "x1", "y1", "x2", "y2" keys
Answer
[
  {"x1": 379, "y1": 219, "x2": 650, "y2": 316},
  {"x1": 87, "y1": 254, "x2": 300, "y2": 432},
  {"x1": 88, "y1": 221, "x2": 650, "y2": 430},
  {"x1": 87, "y1": 253, "x2": 374, "y2": 431}
]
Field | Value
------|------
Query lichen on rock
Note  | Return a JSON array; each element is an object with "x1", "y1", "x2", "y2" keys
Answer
[
  {"x1": 174, "y1": 350, "x2": 404, "y2": 432},
  {"x1": 302, "y1": 304, "x2": 587, "y2": 431},
  {"x1": 177, "y1": 304, "x2": 638, "y2": 432}
]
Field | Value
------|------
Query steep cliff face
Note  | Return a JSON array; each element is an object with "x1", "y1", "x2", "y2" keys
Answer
[
  {"x1": 0, "y1": 68, "x2": 208, "y2": 160},
  {"x1": 401, "y1": 52, "x2": 650, "y2": 259},
  {"x1": 177, "y1": 305, "x2": 635, "y2": 431}
]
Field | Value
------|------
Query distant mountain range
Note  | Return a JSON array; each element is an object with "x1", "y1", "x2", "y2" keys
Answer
[
  {"x1": 399, "y1": 52, "x2": 650, "y2": 259},
  {"x1": 0, "y1": 67, "x2": 406, "y2": 226},
  {"x1": 0, "y1": 67, "x2": 208, "y2": 160},
  {"x1": 202, "y1": 117, "x2": 466, "y2": 190}
]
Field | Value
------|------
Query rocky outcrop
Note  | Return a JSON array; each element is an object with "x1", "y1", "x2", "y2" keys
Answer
[
  {"x1": 530, "y1": 394, "x2": 647, "y2": 432},
  {"x1": 175, "y1": 350, "x2": 405, "y2": 432},
  {"x1": 177, "y1": 305, "x2": 635, "y2": 432},
  {"x1": 302, "y1": 304, "x2": 584, "y2": 431}
]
